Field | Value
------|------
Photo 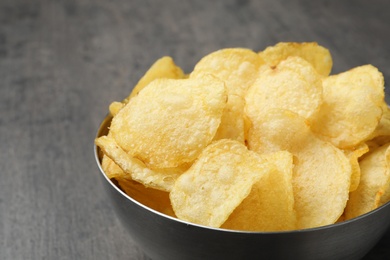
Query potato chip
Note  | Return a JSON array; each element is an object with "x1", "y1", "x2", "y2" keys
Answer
[
  {"x1": 109, "y1": 56, "x2": 185, "y2": 116},
  {"x1": 101, "y1": 155, "x2": 176, "y2": 217},
  {"x1": 191, "y1": 48, "x2": 265, "y2": 97},
  {"x1": 246, "y1": 109, "x2": 351, "y2": 229},
  {"x1": 345, "y1": 143, "x2": 390, "y2": 220},
  {"x1": 170, "y1": 139, "x2": 275, "y2": 228},
  {"x1": 245, "y1": 56, "x2": 322, "y2": 123},
  {"x1": 101, "y1": 154, "x2": 125, "y2": 180},
  {"x1": 116, "y1": 176, "x2": 176, "y2": 217},
  {"x1": 343, "y1": 142, "x2": 369, "y2": 192},
  {"x1": 221, "y1": 151, "x2": 296, "y2": 231},
  {"x1": 379, "y1": 180, "x2": 390, "y2": 206},
  {"x1": 259, "y1": 42, "x2": 333, "y2": 76},
  {"x1": 110, "y1": 76, "x2": 227, "y2": 168},
  {"x1": 190, "y1": 48, "x2": 265, "y2": 142},
  {"x1": 109, "y1": 101, "x2": 125, "y2": 117},
  {"x1": 127, "y1": 56, "x2": 185, "y2": 101},
  {"x1": 311, "y1": 65, "x2": 384, "y2": 149},
  {"x1": 367, "y1": 104, "x2": 390, "y2": 141},
  {"x1": 212, "y1": 94, "x2": 245, "y2": 143},
  {"x1": 95, "y1": 135, "x2": 185, "y2": 191}
]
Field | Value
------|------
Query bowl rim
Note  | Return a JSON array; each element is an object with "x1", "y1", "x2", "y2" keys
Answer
[{"x1": 94, "y1": 113, "x2": 390, "y2": 235}]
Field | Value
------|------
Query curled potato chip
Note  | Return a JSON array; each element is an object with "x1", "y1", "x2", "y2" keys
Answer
[
  {"x1": 95, "y1": 136, "x2": 186, "y2": 191},
  {"x1": 116, "y1": 176, "x2": 176, "y2": 217},
  {"x1": 191, "y1": 48, "x2": 265, "y2": 96},
  {"x1": 311, "y1": 65, "x2": 384, "y2": 149},
  {"x1": 109, "y1": 56, "x2": 185, "y2": 116},
  {"x1": 246, "y1": 109, "x2": 351, "y2": 229},
  {"x1": 101, "y1": 155, "x2": 176, "y2": 217},
  {"x1": 245, "y1": 56, "x2": 322, "y2": 122},
  {"x1": 190, "y1": 48, "x2": 265, "y2": 142},
  {"x1": 101, "y1": 154, "x2": 125, "y2": 180},
  {"x1": 343, "y1": 142, "x2": 369, "y2": 192},
  {"x1": 212, "y1": 94, "x2": 245, "y2": 143},
  {"x1": 110, "y1": 76, "x2": 227, "y2": 168},
  {"x1": 345, "y1": 143, "x2": 390, "y2": 220},
  {"x1": 259, "y1": 42, "x2": 333, "y2": 76},
  {"x1": 221, "y1": 151, "x2": 296, "y2": 231},
  {"x1": 366, "y1": 104, "x2": 390, "y2": 141},
  {"x1": 128, "y1": 56, "x2": 185, "y2": 100},
  {"x1": 380, "y1": 180, "x2": 390, "y2": 206},
  {"x1": 170, "y1": 139, "x2": 274, "y2": 228},
  {"x1": 109, "y1": 101, "x2": 125, "y2": 117}
]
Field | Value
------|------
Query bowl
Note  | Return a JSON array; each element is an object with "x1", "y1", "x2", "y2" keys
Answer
[{"x1": 94, "y1": 115, "x2": 390, "y2": 260}]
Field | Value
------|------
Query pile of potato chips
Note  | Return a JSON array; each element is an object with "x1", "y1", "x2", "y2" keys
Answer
[{"x1": 96, "y1": 42, "x2": 390, "y2": 231}]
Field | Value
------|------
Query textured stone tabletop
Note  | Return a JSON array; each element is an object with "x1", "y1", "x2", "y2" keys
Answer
[{"x1": 1, "y1": 0, "x2": 390, "y2": 259}]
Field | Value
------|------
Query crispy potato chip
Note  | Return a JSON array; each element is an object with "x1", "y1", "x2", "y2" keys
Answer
[
  {"x1": 116, "y1": 176, "x2": 176, "y2": 217},
  {"x1": 221, "y1": 151, "x2": 296, "y2": 231},
  {"x1": 245, "y1": 57, "x2": 322, "y2": 122},
  {"x1": 259, "y1": 42, "x2": 333, "y2": 76},
  {"x1": 343, "y1": 142, "x2": 369, "y2": 192},
  {"x1": 128, "y1": 56, "x2": 185, "y2": 101},
  {"x1": 212, "y1": 94, "x2": 245, "y2": 143},
  {"x1": 311, "y1": 65, "x2": 384, "y2": 149},
  {"x1": 190, "y1": 48, "x2": 265, "y2": 142},
  {"x1": 101, "y1": 154, "x2": 125, "y2": 180},
  {"x1": 246, "y1": 109, "x2": 351, "y2": 229},
  {"x1": 108, "y1": 101, "x2": 125, "y2": 117},
  {"x1": 380, "y1": 180, "x2": 390, "y2": 206},
  {"x1": 191, "y1": 48, "x2": 265, "y2": 96},
  {"x1": 367, "y1": 136, "x2": 390, "y2": 151},
  {"x1": 110, "y1": 76, "x2": 227, "y2": 168},
  {"x1": 109, "y1": 56, "x2": 185, "y2": 116},
  {"x1": 95, "y1": 136, "x2": 186, "y2": 191},
  {"x1": 170, "y1": 139, "x2": 275, "y2": 228},
  {"x1": 345, "y1": 143, "x2": 390, "y2": 219},
  {"x1": 367, "y1": 104, "x2": 390, "y2": 141},
  {"x1": 101, "y1": 155, "x2": 176, "y2": 217}
]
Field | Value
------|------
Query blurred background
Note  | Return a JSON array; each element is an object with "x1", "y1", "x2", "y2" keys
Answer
[{"x1": 1, "y1": 0, "x2": 389, "y2": 259}]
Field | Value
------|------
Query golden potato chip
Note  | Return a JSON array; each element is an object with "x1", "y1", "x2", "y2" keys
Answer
[
  {"x1": 345, "y1": 143, "x2": 390, "y2": 220},
  {"x1": 116, "y1": 176, "x2": 176, "y2": 217},
  {"x1": 108, "y1": 101, "x2": 125, "y2": 117},
  {"x1": 191, "y1": 48, "x2": 265, "y2": 96},
  {"x1": 128, "y1": 56, "x2": 185, "y2": 101},
  {"x1": 190, "y1": 48, "x2": 265, "y2": 142},
  {"x1": 221, "y1": 151, "x2": 296, "y2": 231},
  {"x1": 101, "y1": 155, "x2": 176, "y2": 217},
  {"x1": 212, "y1": 94, "x2": 245, "y2": 143},
  {"x1": 95, "y1": 135, "x2": 185, "y2": 191},
  {"x1": 245, "y1": 57, "x2": 323, "y2": 123},
  {"x1": 380, "y1": 180, "x2": 390, "y2": 206},
  {"x1": 367, "y1": 104, "x2": 390, "y2": 141},
  {"x1": 101, "y1": 154, "x2": 124, "y2": 180},
  {"x1": 108, "y1": 56, "x2": 185, "y2": 116},
  {"x1": 110, "y1": 76, "x2": 227, "y2": 168},
  {"x1": 246, "y1": 109, "x2": 351, "y2": 229},
  {"x1": 311, "y1": 65, "x2": 384, "y2": 149},
  {"x1": 367, "y1": 136, "x2": 390, "y2": 151},
  {"x1": 170, "y1": 139, "x2": 275, "y2": 228},
  {"x1": 343, "y1": 142, "x2": 369, "y2": 192},
  {"x1": 259, "y1": 42, "x2": 333, "y2": 76}
]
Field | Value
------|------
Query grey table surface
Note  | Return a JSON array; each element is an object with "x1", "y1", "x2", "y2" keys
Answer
[{"x1": 1, "y1": 0, "x2": 390, "y2": 259}]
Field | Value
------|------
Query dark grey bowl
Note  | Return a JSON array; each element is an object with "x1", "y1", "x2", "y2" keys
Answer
[{"x1": 94, "y1": 115, "x2": 390, "y2": 260}]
